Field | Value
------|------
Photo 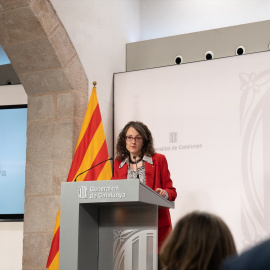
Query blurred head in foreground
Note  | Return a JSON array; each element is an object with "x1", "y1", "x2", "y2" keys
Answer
[{"x1": 160, "y1": 211, "x2": 237, "y2": 270}]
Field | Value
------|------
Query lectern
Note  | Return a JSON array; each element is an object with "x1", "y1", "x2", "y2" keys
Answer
[{"x1": 59, "y1": 179, "x2": 174, "y2": 270}]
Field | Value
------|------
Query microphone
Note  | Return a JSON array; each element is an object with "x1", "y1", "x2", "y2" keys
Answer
[
  {"x1": 133, "y1": 155, "x2": 139, "y2": 179},
  {"x1": 74, "y1": 157, "x2": 113, "y2": 182}
]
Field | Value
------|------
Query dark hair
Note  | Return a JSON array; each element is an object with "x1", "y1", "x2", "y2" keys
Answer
[
  {"x1": 115, "y1": 121, "x2": 155, "y2": 161},
  {"x1": 160, "y1": 211, "x2": 237, "y2": 270}
]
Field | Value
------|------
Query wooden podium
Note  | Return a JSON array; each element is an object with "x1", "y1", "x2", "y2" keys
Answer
[{"x1": 59, "y1": 179, "x2": 174, "y2": 270}]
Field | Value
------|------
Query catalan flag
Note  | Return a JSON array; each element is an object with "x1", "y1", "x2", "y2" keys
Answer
[{"x1": 46, "y1": 84, "x2": 112, "y2": 270}]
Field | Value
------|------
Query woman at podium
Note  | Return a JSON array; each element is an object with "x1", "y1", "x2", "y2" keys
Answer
[{"x1": 113, "y1": 121, "x2": 177, "y2": 253}]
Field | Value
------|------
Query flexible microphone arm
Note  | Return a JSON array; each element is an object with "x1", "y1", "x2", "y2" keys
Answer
[
  {"x1": 133, "y1": 155, "x2": 139, "y2": 179},
  {"x1": 74, "y1": 157, "x2": 113, "y2": 182}
]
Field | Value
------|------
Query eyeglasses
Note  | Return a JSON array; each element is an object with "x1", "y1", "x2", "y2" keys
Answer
[{"x1": 126, "y1": 136, "x2": 143, "y2": 142}]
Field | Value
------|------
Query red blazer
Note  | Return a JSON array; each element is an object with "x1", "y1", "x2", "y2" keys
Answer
[{"x1": 113, "y1": 153, "x2": 177, "y2": 251}]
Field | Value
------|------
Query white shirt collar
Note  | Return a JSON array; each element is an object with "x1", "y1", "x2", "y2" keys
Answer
[{"x1": 119, "y1": 155, "x2": 153, "y2": 168}]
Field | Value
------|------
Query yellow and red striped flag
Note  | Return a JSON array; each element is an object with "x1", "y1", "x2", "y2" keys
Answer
[{"x1": 46, "y1": 84, "x2": 112, "y2": 270}]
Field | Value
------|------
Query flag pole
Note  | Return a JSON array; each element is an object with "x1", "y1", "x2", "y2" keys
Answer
[{"x1": 93, "y1": 81, "x2": 97, "y2": 86}]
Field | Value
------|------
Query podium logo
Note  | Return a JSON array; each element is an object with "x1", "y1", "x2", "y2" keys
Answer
[
  {"x1": 113, "y1": 229, "x2": 157, "y2": 270},
  {"x1": 78, "y1": 186, "x2": 88, "y2": 199}
]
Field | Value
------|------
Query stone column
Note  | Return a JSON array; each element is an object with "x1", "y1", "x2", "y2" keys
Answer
[{"x1": 0, "y1": 1, "x2": 88, "y2": 268}]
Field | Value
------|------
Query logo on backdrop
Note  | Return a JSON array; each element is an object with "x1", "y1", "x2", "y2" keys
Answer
[
  {"x1": 155, "y1": 132, "x2": 202, "y2": 152},
  {"x1": 169, "y1": 132, "x2": 177, "y2": 143}
]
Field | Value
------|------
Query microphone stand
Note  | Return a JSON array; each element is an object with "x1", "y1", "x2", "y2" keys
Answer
[{"x1": 74, "y1": 157, "x2": 113, "y2": 182}]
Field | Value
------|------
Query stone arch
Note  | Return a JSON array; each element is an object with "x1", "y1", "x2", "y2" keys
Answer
[{"x1": 0, "y1": 1, "x2": 88, "y2": 268}]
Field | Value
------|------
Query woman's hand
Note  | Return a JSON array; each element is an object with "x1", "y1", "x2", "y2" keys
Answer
[{"x1": 155, "y1": 188, "x2": 166, "y2": 197}]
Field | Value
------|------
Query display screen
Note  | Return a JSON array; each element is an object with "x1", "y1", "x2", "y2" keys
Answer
[{"x1": 0, "y1": 105, "x2": 27, "y2": 221}]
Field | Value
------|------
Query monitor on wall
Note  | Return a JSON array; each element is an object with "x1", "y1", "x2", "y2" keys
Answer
[{"x1": 0, "y1": 104, "x2": 27, "y2": 221}]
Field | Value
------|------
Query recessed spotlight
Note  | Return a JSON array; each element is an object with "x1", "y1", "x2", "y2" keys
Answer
[
  {"x1": 205, "y1": 51, "x2": 214, "y2": 60},
  {"x1": 174, "y1": 55, "x2": 183, "y2": 65},
  {"x1": 236, "y1": 46, "x2": 245, "y2": 55}
]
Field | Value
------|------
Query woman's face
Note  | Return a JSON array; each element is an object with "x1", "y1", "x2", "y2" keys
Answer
[{"x1": 125, "y1": 127, "x2": 143, "y2": 158}]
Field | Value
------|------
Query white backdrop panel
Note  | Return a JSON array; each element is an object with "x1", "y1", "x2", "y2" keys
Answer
[{"x1": 114, "y1": 51, "x2": 270, "y2": 252}]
